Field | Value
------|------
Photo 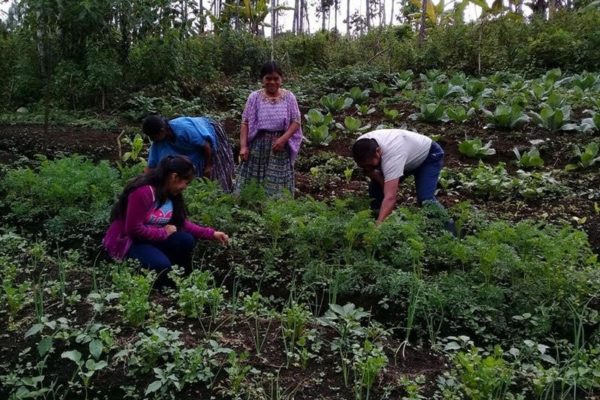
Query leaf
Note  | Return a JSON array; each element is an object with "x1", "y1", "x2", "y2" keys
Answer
[
  {"x1": 25, "y1": 324, "x2": 44, "y2": 338},
  {"x1": 37, "y1": 337, "x2": 53, "y2": 357},
  {"x1": 61, "y1": 350, "x2": 82, "y2": 364},
  {"x1": 145, "y1": 380, "x2": 163, "y2": 395},
  {"x1": 89, "y1": 339, "x2": 103, "y2": 360}
]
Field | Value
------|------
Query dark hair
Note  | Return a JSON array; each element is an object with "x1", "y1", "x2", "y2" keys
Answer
[
  {"x1": 352, "y1": 138, "x2": 379, "y2": 164},
  {"x1": 110, "y1": 156, "x2": 196, "y2": 227},
  {"x1": 260, "y1": 61, "x2": 283, "y2": 79},
  {"x1": 142, "y1": 114, "x2": 166, "y2": 138}
]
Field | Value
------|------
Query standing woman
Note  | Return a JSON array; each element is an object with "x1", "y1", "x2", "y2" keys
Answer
[
  {"x1": 103, "y1": 156, "x2": 229, "y2": 288},
  {"x1": 236, "y1": 61, "x2": 303, "y2": 197}
]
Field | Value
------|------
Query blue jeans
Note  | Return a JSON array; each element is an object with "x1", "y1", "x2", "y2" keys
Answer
[
  {"x1": 127, "y1": 231, "x2": 197, "y2": 287},
  {"x1": 369, "y1": 141, "x2": 445, "y2": 210}
]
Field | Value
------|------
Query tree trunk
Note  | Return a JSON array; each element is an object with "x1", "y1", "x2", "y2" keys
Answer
[
  {"x1": 418, "y1": 0, "x2": 427, "y2": 47},
  {"x1": 366, "y1": 0, "x2": 370, "y2": 30},
  {"x1": 346, "y1": 0, "x2": 350, "y2": 35},
  {"x1": 272, "y1": 0, "x2": 276, "y2": 36},
  {"x1": 199, "y1": 0, "x2": 205, "y2": 32},
  {"x1": 303, "y1": 0, "x2": 310, "y2": 33},
  {"x1": 334, "y1": 0, "x2": 338, "y2": 32},
  {"x1": 390, "y1": 0, "x2": 395, "y2": 25},
  {"x1": 322, "y1": 1, "x2": 327, "y2": 31},
  {"x1": 380, "y1": 0, "x2": 385, "y2": 26}
]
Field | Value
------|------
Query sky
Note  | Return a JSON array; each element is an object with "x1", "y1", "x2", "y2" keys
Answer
[{"x1": 0, "y1": 0, "x2": 486, "y2": 33}]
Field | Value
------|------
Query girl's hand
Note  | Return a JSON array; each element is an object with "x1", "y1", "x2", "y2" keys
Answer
[
  {"x1": 165, "y1": 224, "x2": 177, "y2": 236},
  {"x1": 272, "y1": 137, "x2": 287, "y2": 152},
  {"x1": 213, "y1": 231, "x2": 229, "y2": 245}
]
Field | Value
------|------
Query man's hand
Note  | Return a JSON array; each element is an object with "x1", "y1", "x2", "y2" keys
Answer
[{"x1": 203, "y1": 164, "x2": 213, "y2": 178}]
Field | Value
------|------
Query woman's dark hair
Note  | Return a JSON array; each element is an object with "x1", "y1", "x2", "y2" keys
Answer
[
  {"x1": 110, "y1": 156, "x2": 196, "y2": 227},
  {"x1": 260, "y1": 61, "x2": 283, "y2": 79},
  {"x1": 142, "y1": 114, "x2": 167, "y2": 138},
  {"x1": 352, "y1": 138, "x2": 379, "y2": 164}
]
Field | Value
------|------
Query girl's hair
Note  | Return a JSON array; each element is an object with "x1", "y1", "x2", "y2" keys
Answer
[
  {"x1": 260, "y1": 61, "x2": 283, "y2": 79},
  {"x1": 110, "y1": 156, "x2": 196, "y2": 227}
]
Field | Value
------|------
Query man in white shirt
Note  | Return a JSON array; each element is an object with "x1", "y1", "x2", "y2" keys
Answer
[{"x1": 352, "y1": 129, "x2": 447, "y2": 225}]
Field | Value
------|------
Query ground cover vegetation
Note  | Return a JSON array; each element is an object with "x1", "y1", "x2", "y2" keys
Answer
[{"x1": 1, "y1": 2, "x2": 600, "y2": 399}]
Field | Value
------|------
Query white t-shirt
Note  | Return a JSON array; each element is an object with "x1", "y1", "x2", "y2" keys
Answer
[{"x1": 357, "y1": 129, "x2": 432, "y2": 182}]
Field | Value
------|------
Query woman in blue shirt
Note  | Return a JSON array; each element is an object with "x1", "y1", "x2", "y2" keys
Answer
[{"x1": 143, "y1": 115, "x2": 234, "y2": 192}]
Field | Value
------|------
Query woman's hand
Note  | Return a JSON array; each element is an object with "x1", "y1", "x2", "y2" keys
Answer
[
  {"x1": 213, "y1": 231, "x2": 229, "y2": 245},
  {"x1": 239, "y1": 146, "x2": 249, "y2": 161},
  {"x1": 272, "y1": 137, "x2": 287, "y2": 152},
  {"x1": 203, "y1": 164, "x2": 213, "y2": 178},
  {"x1": 165, "y1": 224, "x2": 177, "y2": 236}
]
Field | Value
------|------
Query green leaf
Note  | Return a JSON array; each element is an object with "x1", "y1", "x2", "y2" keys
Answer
[
  {"x1": 89, "y1": 339, "x2": 103, "y2": 360},
  {"x1": 25, "y1": 324, "x2": 44, "y2": 338},
  {"x1": 145, "y1": 380, "x2": 163, "y2": 395},
  {"x1": 61, "y1": 350, "x2": 82, "y2": 364},
  {"x1": 37, "y1": 337, "x2": 53, "y2": 357}
]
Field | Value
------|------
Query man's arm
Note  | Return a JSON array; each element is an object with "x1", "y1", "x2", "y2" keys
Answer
[{"x1": 376, "y1": 178, "x2": 400, "y2": 224}]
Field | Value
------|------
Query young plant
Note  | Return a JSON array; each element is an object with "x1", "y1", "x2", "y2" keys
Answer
[
  {"x1": 446, "y1": 106, "x2": 475, "y2": 124},
  {"x1": 112, "y1": 267, "x2": 154, "y2": 327},
  {"x1": 61, "y1": 350, "x2": 108, "y2": 400},
  {"x1": 411, "y1": 103, "x2": 447, "y2": 123},
  {"x1": 428, "y1": 82, "x2": 465, "y2": 100},
  {"x1": 372, "y1": 81, "x2": 392, "y2": 96},
  {"x1": 336, "y1": 116, "x2": 371, "y2": 135},
  {"x1": 353, "y1": 340, "x2": 388, "y2": 400},
  {"x1": 529, "y1": 106, "x2": 578, "y2": 133},
  {"x1": 281, "y1": 302, "x2": 312, "y2": 367},
  {"x1": 383, "y1": 108, "x2": 401, "y2": 122},
  {"x1": 483, "y1": 103, "x2": 529, "y2": 130},
  {"x1": 320, "y1": 94, "x2": 353, "y2": 114},
  {"x1": 242, "y1": 291, "x2": 275, "y2": 355},
  {"x1": 579, "y1": 111, "x2": 600, "y2": 133},
  {"x1": 565, "y1": 142, "x2": 600, "y2": 171},
  {"x1": 305, "y1": 125, "x2": 335, "y2": 147},
  {"x1": 458, "y1": 138, "x2": 496, "y2": 159},
  {"x1": 390, "y1": 70, "x2": 414, "y2": 90},
  {"x1": 304, "y1": 108, "x2": 333, "y2": 126},
  {"x1": 513, "y1": 147, "x2": 544, "y2": 169},
  {"x1": 355, "y1": 104, "x2": 376, "y2": 116},
  {"x1": 347, "y1": 87, "x2": 370, "y2": 105},
  {"x1": 318, "y1": 303, "x2": 370, "y2": 387}
]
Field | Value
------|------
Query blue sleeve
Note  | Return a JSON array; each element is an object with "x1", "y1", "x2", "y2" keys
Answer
[{"x1": 147, "y1": 144, "x2": 158, "y2": 167}]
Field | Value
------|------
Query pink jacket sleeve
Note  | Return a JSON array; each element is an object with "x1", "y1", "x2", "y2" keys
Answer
[
  {"x1": 124, "y1": 186, "x2": 169, "y2": 242},
  {"x1": 183, "y1": 221, "x2": 215, "y2": 240}
]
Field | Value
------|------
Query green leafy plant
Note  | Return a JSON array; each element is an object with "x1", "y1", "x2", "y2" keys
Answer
[
  {"x1": 428, "y1": 82, "x2": 464, "y2": 100},
  {"x1": 112, "y1": 267, "x2": 154, "y2": 327},
  {"x1": 458, "y1": 139, "x2": 496, "y2": 159},
  {"x1": 305, "y1": 125, "x2": 335, "y2": 147},
  {"x1": 579, "y1": 111, "x2": 600, "y2": 133},
  {"x1": 446, "y1": 106, "x2": 475, "y2": 123},
  {"x1": 383, "y1": 108, "x2": 401, "y2": 121},
  {"x1": 390, "y1": 70, "x2": 414, "y2": 90},
  {"x1": 320, "y1": 93, "x2": 353, "y2": 114},
  {"x1": 565, "y1": 142, "x2": 600, "y2": 171},
  {"x1": 372, "y1": 81, "x2": 392, "y2": 96},
  {"x1": 319, "y1": 303, "x2": 370, "y2": 387},
  {"x1": 353, "y1": 340, "x2": 388, "y2": 400},
  {"x1": 242, "y1": 291, "x2": 275, "y2": 355},
  {"x1": 304, "y1": 108, "x2": 333, "y2": 126},
  {"x1": 411, "y1": 103, "x2": 447, "y2": 123},
  {"x1": 347, "y1": 87, "x2": 370, "y2": 105},
  {"x1": 513, "y1": 147, "x2": 544, "y2": 169},
  {"x1": 483, "y1": 104, "x2": 529, "y2": 130},
  {"x1": 529, "y1": 106, "x2": 578, "y2": 132},
  {"x1": 336, "y1": 116, "x2": 371, "y2": 135},
  {"x1": 355, "y1": 104, "x2": 376, "y2": 116},
  {"x1": 281, "y1": 302, "x2": 312, "y2": 367}
]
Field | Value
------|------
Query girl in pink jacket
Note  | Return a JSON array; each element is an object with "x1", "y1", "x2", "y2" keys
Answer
[{"x1": 103, "y1": 156, "x2": 228, "y2": 287}]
